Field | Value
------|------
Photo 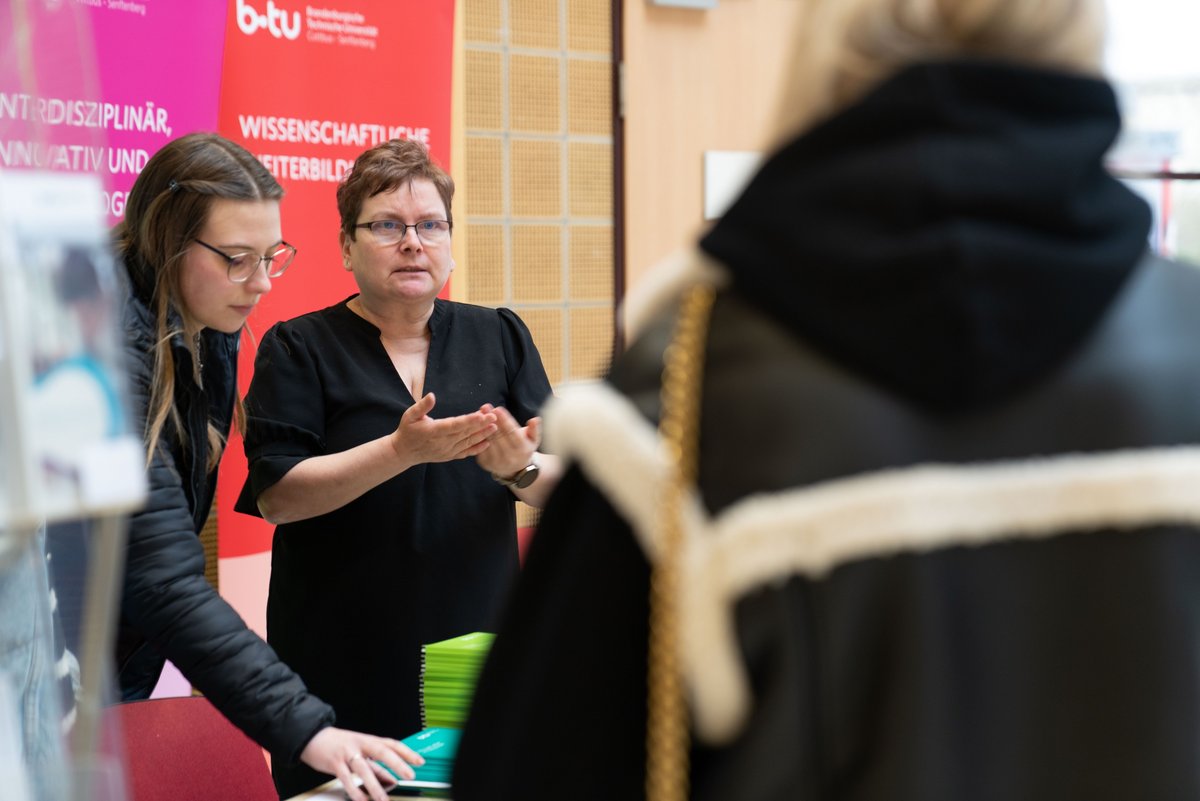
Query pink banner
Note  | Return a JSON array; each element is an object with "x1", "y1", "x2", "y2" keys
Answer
[{"x1": 0, "y1": 0, "x2": 227, "y2": 223}]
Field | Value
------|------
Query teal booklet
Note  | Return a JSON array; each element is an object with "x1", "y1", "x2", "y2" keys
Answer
[{"x1": 376, "y1": 727, "x2": 460, "y2": 794}]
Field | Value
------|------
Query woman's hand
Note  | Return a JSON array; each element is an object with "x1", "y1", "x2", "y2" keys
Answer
[
  {"x1": 255, "y1": 392, "x2": 498, "y2": 524},
  {"x1": 300, "y1": 726, "x2": 425, "y2": 801},
  {"x1": 476, "y1": 405, "x2": 563, "y2": 508},
  {"x1": 475, "y1": 405, "x2": 539, "y2": 478},
  {"x1": 393, "y1": 392, "x2": 497, "y2": 464}
]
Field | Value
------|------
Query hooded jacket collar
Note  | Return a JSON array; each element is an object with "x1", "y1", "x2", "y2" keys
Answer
[{"x1": 700, "y1": 60, "x2": 1151, "y2": 415}]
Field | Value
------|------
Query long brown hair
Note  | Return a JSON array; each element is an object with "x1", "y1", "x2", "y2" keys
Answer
[{"x1": 114, "y1": 132, "x2": 283, "y2": 471}]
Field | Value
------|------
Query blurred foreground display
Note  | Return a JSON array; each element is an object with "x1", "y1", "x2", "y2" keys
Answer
[{"x1": 1, "y1": 4, "x2": 146, "y2": 801}]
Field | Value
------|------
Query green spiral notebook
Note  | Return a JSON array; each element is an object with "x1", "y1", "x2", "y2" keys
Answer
[{"x1": 419, "y1": 632, "x2": 494, "y2": 729}]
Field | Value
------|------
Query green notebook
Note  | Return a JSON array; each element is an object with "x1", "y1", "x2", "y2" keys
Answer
[{"x1": 419, "y1": 632, "x2": 494, "y2": 730}]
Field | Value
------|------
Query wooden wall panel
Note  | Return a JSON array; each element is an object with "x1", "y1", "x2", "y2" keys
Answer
[{"x1": 621, "y1": 1, "x2": 802, "y2": 303}]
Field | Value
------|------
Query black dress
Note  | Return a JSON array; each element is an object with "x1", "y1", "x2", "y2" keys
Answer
[{"x1": 236, "y1": 295, "x2": 552, "y2": 797}]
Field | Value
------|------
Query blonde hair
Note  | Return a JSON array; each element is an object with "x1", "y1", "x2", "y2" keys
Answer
[
  {"x1": 772, "y1": 0, "x2": 1107, "y2": 143},
  {"x1": 114, "y1": 133, "x2": 283, "y2": 471}
]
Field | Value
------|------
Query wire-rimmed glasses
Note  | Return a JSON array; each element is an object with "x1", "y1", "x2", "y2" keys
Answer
[
  {"x1": 353, "y1": 219, "x2": 452, "y2": 246},
  {"x1": 193, "y1": 239, "x2": 297, "y2": 283}
]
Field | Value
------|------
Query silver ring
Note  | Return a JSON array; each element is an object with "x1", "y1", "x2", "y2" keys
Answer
[{"x1": 349, "y1": 753, "x2": 364, "y2": 763}]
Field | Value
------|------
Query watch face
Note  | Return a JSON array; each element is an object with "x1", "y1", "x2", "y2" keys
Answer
[{"x1": 513, "y1": 464, "x2": 540, "y2": 489}]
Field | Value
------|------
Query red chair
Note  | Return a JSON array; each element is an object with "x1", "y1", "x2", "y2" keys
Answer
[{"x1": 113, "y1": 695, "x2": 278, "y2": 801}]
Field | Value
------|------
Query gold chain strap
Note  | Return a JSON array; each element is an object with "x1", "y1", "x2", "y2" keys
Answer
[{"x1": 646, "y1": 283, "x2": 716, "y2": 801}]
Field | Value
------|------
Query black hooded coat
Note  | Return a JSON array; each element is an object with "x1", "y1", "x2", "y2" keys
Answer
[{"x1": 453, "y1": 61, "x2": 1200, "y2": 801}]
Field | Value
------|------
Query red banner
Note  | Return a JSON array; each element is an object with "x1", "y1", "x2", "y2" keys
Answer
[{"x1": 215, "y1": 0, "x2": 456, "y2": 557}]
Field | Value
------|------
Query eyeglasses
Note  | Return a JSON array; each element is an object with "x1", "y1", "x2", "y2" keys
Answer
[
  {"x1": 354, "y1": 219, "x2": 452, "y2": 246},
  {"x1": 193, "y1": 239, "x2": 297, "y2": 283}
]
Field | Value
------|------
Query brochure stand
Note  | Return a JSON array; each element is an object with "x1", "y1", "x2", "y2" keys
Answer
[{"x1": 0, "y1": 169, "x2": 146, "y2": 801}]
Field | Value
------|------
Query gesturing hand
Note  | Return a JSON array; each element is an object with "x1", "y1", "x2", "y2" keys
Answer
[
  {"x1": 300, "y1": 726, "x2": 425, "y2": 801},
  {"x1": 475, "y1": 405, "x2": 540, "y2": 477},
  {"x1": 392, "y1": 392, "x2": 497, "y2": 466}
]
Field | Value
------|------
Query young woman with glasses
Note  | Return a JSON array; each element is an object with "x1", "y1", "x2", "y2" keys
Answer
[
  {"x1": 235, "y1": 137, "x2": 562, "y2": 798},
  {"x1": 115, "y1": 132, "x2": 422, "y2": 801}
]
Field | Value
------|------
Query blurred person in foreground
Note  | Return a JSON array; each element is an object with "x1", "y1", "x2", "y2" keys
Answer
[
  {"x1": 453, "y1": 0, "x2": 1200, "y2": 798},
  {"x1": 114, "y1": 132, "x2": 422, "y2": 801},
  {"x1": 235, "y1": 138, "x2": 561, "y2": 797}
]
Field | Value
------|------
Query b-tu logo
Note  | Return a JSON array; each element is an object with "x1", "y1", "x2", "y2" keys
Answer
[{"x1": 236, "y1": 0, "x2": 301, "y2": 40}]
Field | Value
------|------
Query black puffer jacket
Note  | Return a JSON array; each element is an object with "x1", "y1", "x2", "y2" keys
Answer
[
  {"x1": 115, "y1": 270, "x2": 334, "y2": 765},
  {"x1": 455, "y1": 61, "x2": 1200, "y2": 800}
]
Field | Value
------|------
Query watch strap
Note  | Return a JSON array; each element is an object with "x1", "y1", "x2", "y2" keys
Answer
[{"x1": 492, "y1": 459, "x2": 539, "y2": 489}]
